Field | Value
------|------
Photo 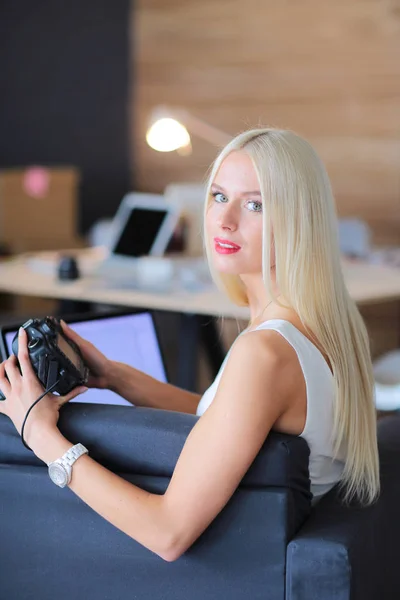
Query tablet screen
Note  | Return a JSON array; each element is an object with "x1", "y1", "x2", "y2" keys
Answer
[{"x1": 113, "y1": 208, "x2": 169, "y2": 257}]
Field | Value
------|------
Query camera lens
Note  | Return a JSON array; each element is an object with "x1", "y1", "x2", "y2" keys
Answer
[{"x1": 28, "y1": 338, "x2": 40, "y2": 349}]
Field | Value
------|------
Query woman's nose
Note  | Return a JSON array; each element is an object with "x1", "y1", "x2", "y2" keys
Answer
[{"x1": 217, "y1": 204, "x2": 238, "y2": 231}]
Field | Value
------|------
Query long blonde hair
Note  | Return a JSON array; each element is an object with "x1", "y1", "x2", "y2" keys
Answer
[{"x1": 203, "y1": 128, "x2": 380, "y2": 505}]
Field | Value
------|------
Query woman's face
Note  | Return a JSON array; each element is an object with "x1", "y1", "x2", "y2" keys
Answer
[{"x1": 206, "y1": 150, "x2": 270, "y2": 276}]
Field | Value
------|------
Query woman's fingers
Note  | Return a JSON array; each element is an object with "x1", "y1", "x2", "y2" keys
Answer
[
  {"x1": 56, "y1": 385, "x2": 88, "y2": 409},
  {"x1": 0, "y1": 361, "x2": 11, "y2": 405},
  {"x1": 60, "y1": 320, "x2": 82, "y2": 344},
  {"x1": 3, "y1": 354, "x2": 20, "y2": 388},
  {"x1": 17, "y1": 328, "x2": 35, "y2": 379},
  {"x1": 60, "y1": 320, "x2": 96, "y2": 366}
]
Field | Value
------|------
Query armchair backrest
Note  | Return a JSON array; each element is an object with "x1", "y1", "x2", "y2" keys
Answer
[{"x1": 0, "y1": 404, "x2": 312, "y2": 600}]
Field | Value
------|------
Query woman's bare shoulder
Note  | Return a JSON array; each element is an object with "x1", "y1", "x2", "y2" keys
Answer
[
  {"x1": 227, "y1": 328, "x2": 303, "y2": 396},
  {"x1": 240, "y1": 326, "x2": 305, "y2": 390},
  {"x1": 238, "y1": 326, "x2": 300, "y2": 366}
]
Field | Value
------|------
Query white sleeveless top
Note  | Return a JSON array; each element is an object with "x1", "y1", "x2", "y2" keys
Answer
[{"x1": 196, "y1": 319, "x2": 345, "y2": 502}]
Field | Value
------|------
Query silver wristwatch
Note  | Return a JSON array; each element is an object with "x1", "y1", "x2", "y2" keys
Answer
[{"x1": 47, "y1": 443, "x2": 89, "y2": 488}]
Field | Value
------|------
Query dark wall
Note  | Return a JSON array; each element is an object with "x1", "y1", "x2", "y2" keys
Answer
[{"x1": 0, "y1": 1, "x2": 132, "y2": 233}]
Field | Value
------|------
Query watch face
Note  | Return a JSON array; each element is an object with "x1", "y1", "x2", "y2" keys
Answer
[{"x1": 48, "y1": 463, "x2": 69, "y2": 488}]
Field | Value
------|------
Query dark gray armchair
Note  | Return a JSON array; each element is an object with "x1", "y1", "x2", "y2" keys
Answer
[{"x1": 1, "y1": 404, "x2": 399, "y2": 600}]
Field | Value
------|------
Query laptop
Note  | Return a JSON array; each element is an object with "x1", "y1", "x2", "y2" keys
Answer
[{"x1": 0, "y1": 311, "x2": 168, "y2": 407}]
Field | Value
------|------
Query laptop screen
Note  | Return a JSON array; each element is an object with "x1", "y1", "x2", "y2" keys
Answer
[{"x1": 3, "y1": 312, "x2": 167, "y2": 406}]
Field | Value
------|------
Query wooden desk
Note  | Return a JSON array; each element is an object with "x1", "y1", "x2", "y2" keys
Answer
[
  {"x1": 1, "y1": 252, "x2": 400, "y2": 390},
  {"x1": 1, "y1": 253, "x2": 400, "y2": 317}
]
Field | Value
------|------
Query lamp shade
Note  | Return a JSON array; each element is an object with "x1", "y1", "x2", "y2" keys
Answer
[{"x1": 146, "y1": 117, "x2": 191, "y2": 152}]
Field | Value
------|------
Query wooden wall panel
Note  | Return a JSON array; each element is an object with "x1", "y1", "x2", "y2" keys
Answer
[{"x1": 132, "y1": 0, "x2": 400, "y2": 244}]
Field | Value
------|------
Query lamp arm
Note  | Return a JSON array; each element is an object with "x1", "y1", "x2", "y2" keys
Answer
[{"x1": 171, "y1": 109, "x2": 231, "y2": 147}]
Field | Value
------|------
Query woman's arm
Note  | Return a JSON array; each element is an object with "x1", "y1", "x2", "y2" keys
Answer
[
  {"x1": 107, "y1": 361, "x2": 201, "y2": 414},
  {"x1": 27, "y1": 330, "x2": 295, "y2": 562},
  {"x1": 60, "y1": 320, "x2": 201, "y2": 414}
]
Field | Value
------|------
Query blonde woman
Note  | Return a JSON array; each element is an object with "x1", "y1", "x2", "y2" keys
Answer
[{"x1": 0, "y1": 128, "x2": 379, "y2": 562}]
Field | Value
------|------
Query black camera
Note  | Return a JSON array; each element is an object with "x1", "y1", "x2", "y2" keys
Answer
[{"x1": 0, "y1": 316, "x2": 89, "y2": 401}]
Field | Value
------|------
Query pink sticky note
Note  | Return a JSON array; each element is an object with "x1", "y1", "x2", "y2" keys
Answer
[{"x1": 23, "y1": 167, "x2": 50, "y2": 199}]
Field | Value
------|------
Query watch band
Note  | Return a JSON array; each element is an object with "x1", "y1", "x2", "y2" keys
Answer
[
  {"x1": 59, "y1": 443, "x2": 89, "y2": 468},
  {"x1": 47, "y1": 444, "x2": 89, "y2": 479}
]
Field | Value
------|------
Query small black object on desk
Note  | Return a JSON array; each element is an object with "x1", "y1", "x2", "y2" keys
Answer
[
  {"x1": 57, "y1": 255, "x2": 80, "y2": 281},
  {"x1": 56, "y1": 256, "x2": 89, "y2": 315}
]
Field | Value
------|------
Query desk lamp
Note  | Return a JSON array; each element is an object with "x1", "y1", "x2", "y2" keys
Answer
[{"x1": 145, "y1": 106, "x2": 231, "y2": 154}]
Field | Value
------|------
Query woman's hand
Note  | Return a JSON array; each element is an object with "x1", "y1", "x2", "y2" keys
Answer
[
  {"x1": 60, "y1": 320, "x2": 111, "y2": 389},
  {"x1": 0, "y1": 327, "x2": 87, "y2": 449}
]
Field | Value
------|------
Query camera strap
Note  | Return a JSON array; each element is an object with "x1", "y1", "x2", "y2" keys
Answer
[
  {"x1": 46, "y1": 359, "x2": 59, "y2": 390},
  {"x1": 21, "y1": 378, "x2": 61, "y2": 451},
  {"x1": 38, "y1": 354, "x2": 47, "y2": 383}
]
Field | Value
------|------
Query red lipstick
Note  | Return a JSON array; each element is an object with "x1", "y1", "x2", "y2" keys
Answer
[{"x1": 214, "y1": 237, "x2": 241, "y2": 254}]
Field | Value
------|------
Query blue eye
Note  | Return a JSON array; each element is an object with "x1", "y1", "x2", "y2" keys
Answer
[
  {"x1": 247, "y1": 201, "x2": 263, "y2": 213},
  {"x1": 212, "y1": 192, "x2": 228, "y2": 203}
]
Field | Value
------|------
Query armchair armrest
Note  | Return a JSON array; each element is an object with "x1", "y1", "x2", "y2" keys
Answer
[{"x1": 286, "y1": 415, "x2": 400, "y2": 600}]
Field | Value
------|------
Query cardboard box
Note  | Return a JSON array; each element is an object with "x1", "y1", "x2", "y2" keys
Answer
[{"x1": 0, "y1": 166, "x2": 83, "y2": 254}]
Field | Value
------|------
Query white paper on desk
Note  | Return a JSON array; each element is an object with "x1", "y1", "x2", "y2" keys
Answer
[
  {"x1": 90, "y1": 256, "x2": 213, "y2": 293},
  {"x1": 25, "y1": 247, "x2": 107, "y2": 277}
]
